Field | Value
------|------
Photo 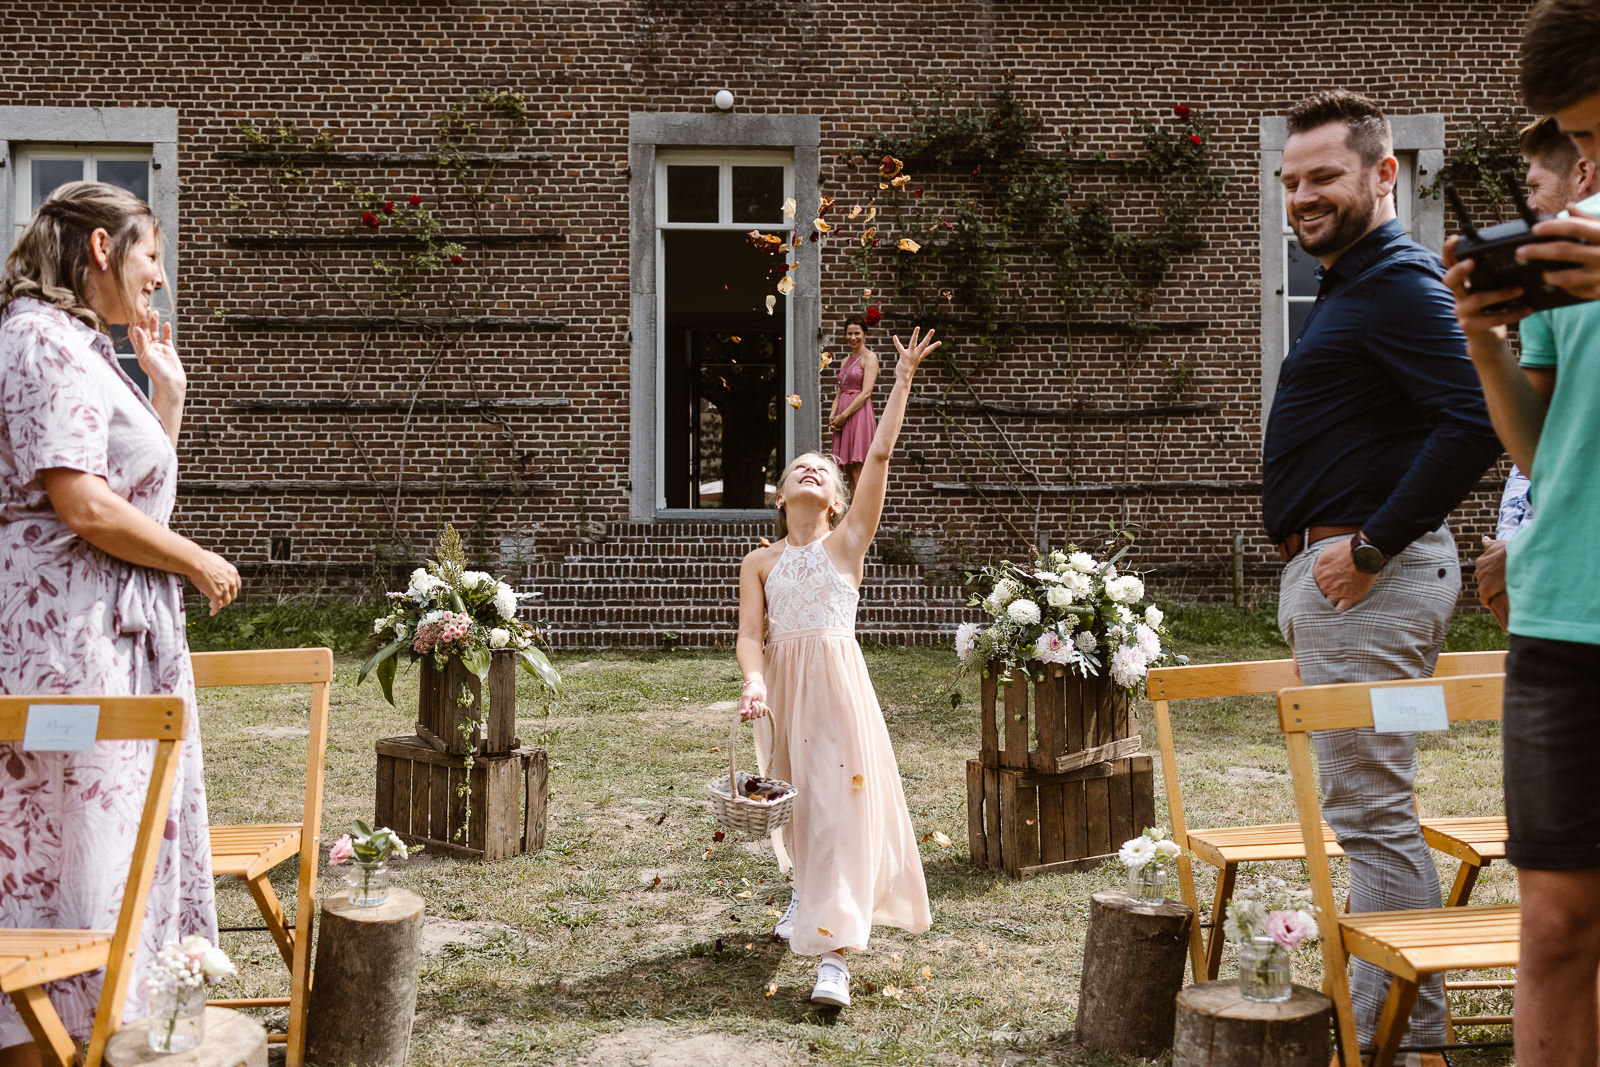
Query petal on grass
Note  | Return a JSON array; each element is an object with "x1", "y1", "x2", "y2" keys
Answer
[{"x1": 933, "y1": 830, "x2": 952, "y2": 847}]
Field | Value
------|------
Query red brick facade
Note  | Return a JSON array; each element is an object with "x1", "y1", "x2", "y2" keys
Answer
[{"x1": 4, "y1": 3, "x2": 1528, "y2": 645}]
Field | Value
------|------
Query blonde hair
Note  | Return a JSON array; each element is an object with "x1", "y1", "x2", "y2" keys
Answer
[
  {"x1": 1, "y1": 181, "x2": 160, "y2": 332},
  {"x1": 774, "y1": 453, "x2": 850, "y2": 539}
]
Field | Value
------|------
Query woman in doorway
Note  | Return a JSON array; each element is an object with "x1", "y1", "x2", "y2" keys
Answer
[
  {"x1": 828, "y1": 314, "x2": 878, "y2": 495},
  {"x1": 0, "y1": 181, "x2": 239, "y2": 1065}
]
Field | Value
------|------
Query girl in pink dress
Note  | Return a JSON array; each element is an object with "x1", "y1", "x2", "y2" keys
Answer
[
  {"x1": 0, "y1": 182, "x2": 240, "y2": 1063},
  {"x1": 828, "y1": 315, "x2": 878, "y2": 495},
  {"x1": 735, "y1": 327, "x2": 940, "y2": 1008}
]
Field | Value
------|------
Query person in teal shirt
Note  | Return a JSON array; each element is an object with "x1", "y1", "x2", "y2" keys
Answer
[{"x1": 1446, "y1": 4, "x2": 1600, "y2": 1056}]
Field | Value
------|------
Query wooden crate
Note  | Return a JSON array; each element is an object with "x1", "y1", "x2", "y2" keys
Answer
[
  {"x1": 417, "y1": 650, "x2": 520, "y2": 755},
  {"x1": 980, "y1": 662, "x2": 1142, "y2": 774},
  {"x1": 374, "y1": 735, "x2": 547, "y2": 862},
  {"x1": 966, "y1": 753, "x2": 1155, "y2": 879}
]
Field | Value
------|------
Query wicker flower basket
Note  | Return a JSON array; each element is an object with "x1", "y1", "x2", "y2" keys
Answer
[{"x1": 707, "y1": 720, "x2": 796, "y2": 835}]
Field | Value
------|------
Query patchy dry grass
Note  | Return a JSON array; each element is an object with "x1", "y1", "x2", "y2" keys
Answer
[{"x1": 198, "y1": 611, "x2": 1512, "y2": 1065}]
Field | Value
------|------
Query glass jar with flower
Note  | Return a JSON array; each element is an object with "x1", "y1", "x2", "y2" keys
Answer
[
  {"x1": 146, "y1": 935, "x2": 235, "y2": 1053},
  {"x1": 1224, "y1": 873, "x2": 1320, "y2": 1002},
  {"x1": 328, "y1": 821, "x2": 412, "y2": 907},
  {"x1": 1117, "y1": 827, "x2": 1181, "y2": 902}
]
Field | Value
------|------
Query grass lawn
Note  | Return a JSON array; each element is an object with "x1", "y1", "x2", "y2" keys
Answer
[{"x1": 199, "y1": 605, "x2": 1514, "y2": 1065}]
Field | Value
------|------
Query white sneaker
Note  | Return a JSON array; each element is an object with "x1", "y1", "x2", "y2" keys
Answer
[
  {"x1": 774, "y1": 896, "x2": 799, "y2": 940},
  {"x1": 810, "y1": 956, "x2": 851, "y2": 1007}
]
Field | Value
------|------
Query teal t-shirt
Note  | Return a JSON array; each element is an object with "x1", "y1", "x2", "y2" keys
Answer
[{"x1": 1506, "y1": 300, "x2": 1600, "y2": 642}]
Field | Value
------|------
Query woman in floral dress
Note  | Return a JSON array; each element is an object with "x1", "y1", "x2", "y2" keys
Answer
[{"x1": 0, "y1": 182, "x2": 239, "y2": 1064}]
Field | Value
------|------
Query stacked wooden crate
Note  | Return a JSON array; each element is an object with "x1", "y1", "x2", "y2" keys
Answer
[
  {"x1": 966, "y1": 663, "x2": 1154, "y2": 879},
  {"x1": 374, "y1": 651, "x2": 547, "y2": 862}
]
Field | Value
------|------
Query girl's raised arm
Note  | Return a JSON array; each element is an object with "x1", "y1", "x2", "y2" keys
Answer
[{"x1": 835, "y1": 328, "x2": 940, "y2": 559}]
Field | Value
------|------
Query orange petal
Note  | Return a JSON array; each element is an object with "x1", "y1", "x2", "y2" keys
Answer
[
  {"x1": 818, "y1": 927, "x2": 833, "y2": 937},
  {"x1": 738, "y1": 890, "x2": 752, "y2": 898},
  {"x1": 897, "y1": 238, "x2": 922, "y2": 254},
  {"x1": 851, "y1": 774, "x2": 864, "y2": 792},
  {"x1": 776, "y1": 275, "x2": 795, "y2": 296},
  {"x1": 765, "y1": 982, "x2": 778, "y2": 998},
  {"x1": 848, "y1": 204, "x2": 863, "y2": 219},
  {"x1": 933, "y1": 830, "x2": 952, "y2": 847},
  {"x1": 786, "y1": 394, "x2": 803, "y2": 409},
  {"x1": 813, "y1": 217, "x2": 832, "y2": 233}
]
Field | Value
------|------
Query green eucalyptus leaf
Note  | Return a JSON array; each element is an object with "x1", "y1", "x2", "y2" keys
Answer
[
  {"x1": 375, "y1": 653, "x2": 399, "y2": 707},
  {"x1": 519, "y1": 648, "x2": 561, "y2": 693}
]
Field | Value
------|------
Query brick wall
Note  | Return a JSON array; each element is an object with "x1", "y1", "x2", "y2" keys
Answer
[{"x1": 4, "y1": 1, "x2": 1528, "y2": 613}]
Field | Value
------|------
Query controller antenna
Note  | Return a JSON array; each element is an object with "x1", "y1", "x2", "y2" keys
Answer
[
  {"x1": 1507, "y1": 170, "x2": 1541, "y2": 225},
  {"x1": 1444, "y1": 183, "x2": 1481, "y2": 241}
]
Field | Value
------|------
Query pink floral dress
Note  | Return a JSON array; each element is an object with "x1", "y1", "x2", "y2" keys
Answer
[{"x1": 0, "y1": 297, "x2": 216, "y2": 1046}]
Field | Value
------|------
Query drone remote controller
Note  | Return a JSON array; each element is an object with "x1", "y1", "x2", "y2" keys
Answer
[{"x1": 1448, "y1": 181, "x2": 1591, "y2": 314}]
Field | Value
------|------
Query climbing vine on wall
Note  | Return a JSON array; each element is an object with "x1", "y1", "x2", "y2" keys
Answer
[{"x1": 845, "y1": 90, "x2": 1226, "y2": 551}]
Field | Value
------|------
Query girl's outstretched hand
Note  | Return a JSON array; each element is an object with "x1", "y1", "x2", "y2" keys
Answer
[{"x1": 891, "y1": 327, "x2": 941, "y2": 378}]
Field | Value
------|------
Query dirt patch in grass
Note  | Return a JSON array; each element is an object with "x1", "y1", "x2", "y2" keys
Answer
[{"x1": 576, "y1": 1027, "x2": 797, "y2": 1067}]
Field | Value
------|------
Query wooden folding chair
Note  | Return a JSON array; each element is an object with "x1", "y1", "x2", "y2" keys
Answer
[
  {"x1": 1278, "y1": 673, "x2": 1519, "y2": 1066},
  {"x1": 1148, "y1": 650, "x2": 1507, "y2": 983},
  {"x1": 193, "y1": 648, "x2": 331, "y2": 1067},
  {"x1": 0, "y1": 694, "x2": 187, "y2": 1067}
]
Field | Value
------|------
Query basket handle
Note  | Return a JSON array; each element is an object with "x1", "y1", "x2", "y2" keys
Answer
[{"x1": 728, "y1": 719, "x2": 741, "y2": 797}]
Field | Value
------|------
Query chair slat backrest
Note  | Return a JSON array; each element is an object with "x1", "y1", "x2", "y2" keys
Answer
[
  {"x1": 0, "y1": 694, "x2": 188, "y2": 1067},
  {"x1": 1275, "y1": 673, "x2": 1505, "y2": 1067},
  {"x1": 1145, "y1": 650, "x2": 1505, "y2": 979},
  {"x1": 191, "y1": 647, "x2": 331, "y2": 1067}
]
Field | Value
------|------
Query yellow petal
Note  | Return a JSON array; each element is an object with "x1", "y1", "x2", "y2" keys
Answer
[
  {"x1": 866, "y1": 206, "x2": 877, "y2": 222},
  {"x1": 862, "y1": 288, "x2": 873, "y2": 298},
  {"x1": 897, "y1": 238, "x2": 922, "y2": 254},
  {"x1": 849, "y1": 204, "x2": 863, "y2": 219},
  {"x1": 933, "y1": 830, "x2": 952, "y2": 847},
  {"x1": 891, "y1": 174, "x2": 911, "y2": 187},
  {"x1": 786, "y1": 394, "x2": 803, "y2": 409},
  {"x1": 819, "y1": 196, "x2": 835, "y2": 213},
  {"x1": 759, "y1": 537, "x2": 771, "y2": 547},
  {"x1": 921, "y1": 964, "x2": 932, "y2": 979},
  {"x1": 765, "y1": 982, "x2": 778, "y2": 998},
  {"x1": 818, "y1": 927, "x2": 833, "y2": 937},
  {"x1": 730, "y1": 335, "x2": 741, "y2": 343},
  {"x1": 765, "y1": 294, "x2": 776, "y2": 315},
  {"x1": 782, "y1": 197, "x2": 796, "y2": 220},
  {"x1": 851, "y1": 774, "x2": 864, "y2": 792},
  {"x1": 976, "y1": 941, "x2": 988, "y2": 953},
  {"x1": 703, "y1": 847, "x2": 714, "y2": 858},
  {"x1": 738, "y1": 890, "x2": 752, "y2": 898},
  {"x1": 776, "y1": 275, "x2": 795, "y2": 296},
  {"x1": 813, "y1": 217, "x2": 831, "y2": 233},
  {"x1": 890, "y1": 953, "x2": 902, "y2": 964},
  {"x1": 819, "y1": 352, "x2": 833, "y2": 371},
  {"x1": 883, "y1": 985, "x2": 902, "y2": 999}
]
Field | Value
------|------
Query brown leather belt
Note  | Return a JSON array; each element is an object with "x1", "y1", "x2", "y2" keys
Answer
[{"x1": 1275, "y1": 524, "x2": 1362, "y2": 564}]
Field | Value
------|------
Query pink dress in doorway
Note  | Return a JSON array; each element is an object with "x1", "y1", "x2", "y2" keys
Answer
[
  {"x1": 0, "y1": 298, "x2": 217, "y2": 1046},
  {"x1": 752, "y1": 537, "x2": 931, "y2": 956},
  {"x1": 830, "y1": 354, "x2": 876, "y2": 465}
]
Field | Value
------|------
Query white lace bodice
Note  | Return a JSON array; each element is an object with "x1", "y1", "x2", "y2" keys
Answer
[{"x1": 764, "y1": 538, "x2": 859, "y2": 637}]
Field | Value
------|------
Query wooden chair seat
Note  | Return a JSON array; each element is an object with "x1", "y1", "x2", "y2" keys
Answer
[
  {"x1": 1278, "y1": 673, "x2": 1517, "y2": 1066},
  {"x1": 1339, "y1": 904, "x2": 1521, "y2": 982},
  {"x1": 210, "y1": 824, "x2": 302, "y2": 880},
  {"x1": 1188, "y1": 821, "x2": 1344, "y2": 867},
  {"x1": 0, "y1": 694, "x2": 187, "y2": 1067},
  {"x1": 194, "y1": 648, "x2": 331, "y2": 1067},
  {"x1": 0, "y1": 931, "x2": 112, "y2": 992}
]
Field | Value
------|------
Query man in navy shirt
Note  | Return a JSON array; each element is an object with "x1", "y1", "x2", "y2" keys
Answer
[{"x1": 1263, "y1": 90, "x2": 1502, "y2": 1058}]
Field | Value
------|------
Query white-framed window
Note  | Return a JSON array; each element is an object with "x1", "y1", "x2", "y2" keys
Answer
[
  {"x1": 0, "y1": 107, "x2": 179, "y2": 397},
  {"x1": 654, "y1": 149, "x2": 794, "y2": 511},
  {"x1": 1258, "y1": 114, "x2": 1444, "y2": 424},
  {"x1": 13, "y1": 145, "x2": 158, "y2": 392}
]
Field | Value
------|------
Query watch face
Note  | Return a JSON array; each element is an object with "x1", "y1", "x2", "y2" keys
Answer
[{"x1": 1352, "y1": 544, "x2": 1386, "y2": 573}]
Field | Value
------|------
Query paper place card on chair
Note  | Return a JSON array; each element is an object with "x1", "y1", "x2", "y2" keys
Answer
[
  {"x1": 1370, "y1": 685, "x2": 1449, "y2": 734},
  {"x1": 23, "y1": 703, "x2": 100, "y2": 751}
]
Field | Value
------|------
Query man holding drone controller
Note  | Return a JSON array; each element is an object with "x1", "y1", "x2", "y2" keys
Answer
[
  {"x1": 1469, "y1": 115, "x2": 1594, "y2": 629},
  {"x1": 1444, "y1": 1, "x2": 1600, "y2": 1061}
]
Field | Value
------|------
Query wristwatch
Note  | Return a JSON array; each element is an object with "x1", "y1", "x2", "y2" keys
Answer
[{"x1": 1349, "y1": 532, "x2": 1388, "y2": 574}]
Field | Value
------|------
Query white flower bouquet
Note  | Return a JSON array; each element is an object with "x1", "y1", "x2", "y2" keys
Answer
[
  {"x1": 358, "y1": 525, "x2": 559, "y2": 703},
  {"x1": 147, "y1": 935, "x2": 235, "y2": 1053},
  {"x1": 1118, "y1": 826, "x2": 1181, "y2": 873},
  {"x1": 955, "y1": 534, "x2": 1183, "y2": 690}
]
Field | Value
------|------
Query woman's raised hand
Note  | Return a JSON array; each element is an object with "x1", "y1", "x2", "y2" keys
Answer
[
  {"x1": 128, "y1": 308, "x2": 186, "y2": 399},
  {"x1": 891, "y1": 327, "x2": 941, "y2": 378}
]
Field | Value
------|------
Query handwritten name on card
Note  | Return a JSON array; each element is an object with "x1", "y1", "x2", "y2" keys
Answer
[
  {"x1": 23, "y1": 704, "x2": 101, "y2": 751},
  {"x1": 1370, "y1": 685, "x2": 1449, "y2": 734}
]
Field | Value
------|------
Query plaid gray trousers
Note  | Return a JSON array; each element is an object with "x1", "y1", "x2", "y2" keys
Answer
[{"x1": 1278, "y1": 525, "x2": 1460, "y2": 1050}]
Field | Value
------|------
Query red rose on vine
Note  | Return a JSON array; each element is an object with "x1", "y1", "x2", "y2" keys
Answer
[
  {"x1": 1174, "y1": 104, "x2": 1191, "y2": 120},
  {"x1": 863, "y1": 306, "x2": 882, "y2": 327},
  {"x1": 1188, "y1": 134, "x2": 1203, "y2": 146},
  {"x1": 408, "y1": 194, "x2": 422, "y2": 207},
  {"x1": 450, "y1": 254, "x2": 464, "y2": 265},
  {"x1": 361, "y1": 211, "x2": 381, "y2": 229},
  {"x1": 382, "y1": 201, "x2": 395, "y2": 214}
]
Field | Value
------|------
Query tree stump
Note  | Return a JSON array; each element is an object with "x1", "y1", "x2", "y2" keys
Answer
[
  {"x1": 105, "y1": 1007, "x2": 267, "y2": 1067},
  {"x1": 305, "y1": 888, "x2": 424, "y2": 1067},
  {"x1": 1075, "y1": 889, "x2": 1193, "y2": 1056},
  {"x1": 1173, "y1": 980, "x2": 1332, "y2": 1067}
]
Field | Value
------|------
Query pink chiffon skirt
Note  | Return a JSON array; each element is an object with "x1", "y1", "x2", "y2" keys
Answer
[
  {"x1": 752, "y1": 627, "x2": 931, "y2": 956},
  {"x1": 831, "y1": 394, "x2": 876, "y2": 465}
]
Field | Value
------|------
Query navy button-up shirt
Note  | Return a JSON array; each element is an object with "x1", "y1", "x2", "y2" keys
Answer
[{"x1": 1262, "y1": 219, "x2": 1502, "y2": 555}]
